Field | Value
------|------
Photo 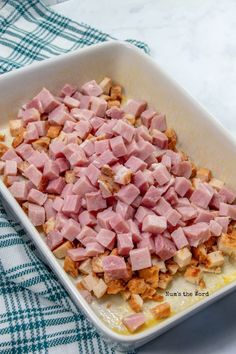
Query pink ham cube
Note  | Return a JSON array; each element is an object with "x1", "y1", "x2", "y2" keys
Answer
[
  {"x1": 125, "y1": 156, "x2": 147, "y2": 173},
  {"x1": 90, "y1": 97, "x2": 107, "y2": 117},
  {"x1": 15, "y1": 144, "x2": 34, "y2": 160},
  {"x1": 1, "y1": 149, "x2": 22, "y2": 163},
  {"x1": 76, "y1": 225, "x2": 97, "y2": 243},
  {"x1": 74, "y1": 120, "x2": 92, "y2": 139},
  {"x1": 110, "y1": 136, "x2": 127, "y2": 158},
  {"x1": 47, "y1": 230, "x2": 63, "y2": 250},
  {"x1": 67, "y1": 247, "x2": 88, "y2": 261},
  {"x1": 9, "y1": 181, "x2": 28, "y2": 201},
  {"x1": 155, "y1": 235, "x2": 177, "y2": 260},
  {"x1": 94, "y1": 139, "x2": 109, "y2": 155},
  {"x1": 84, "y1": 164, "x2": 100, "y2": 186},
  {"x1": 4, "y1": 160, "x2": 17, "y2": 176},
  {"x1": 62, "y1": 195, "x2": 81, "y2": 214},
  {"x1": 128, "y1": 219, "x2": 142, "y2": 243},
  {"x1": 122, "y1": 313, "x2": 146, "y2": 333},
  {"x1": 129, "y1": 247, "x2": 152, "y2": 271},
  {"x1": 63, "y1": 95, "x2": 80, "y2": 109},
  {"x1": 172, "y1": 161, "x2": 192, "y2": 179},
  {"x1": 60, "y1": 83, "x2": 77, "y2": 97},
  {"x1": 48, "y1": 104, "x2": 71, "y2": 125},
  {"x1": 97, "y1": 208, "x2": 115, "y2": 229},
  {"x1": 86, "y1": 242, "x2": 105, "y2": 257},
  {"x1": 43, "y1": 160, "x2": 60, "y2": 180},
  {"x1": 35, "y1": 88, "x2": 60, "y2": 113},
  {"x1": 153, "y1": 163, "x2": 171, "y2": 186},
  {"x1": 112, "y1": 120, "x2": 134, "y2": 143},
  {"x1": 215, "y1": 216, "x2": 230, "y2": 233},
  {"x1": 142, "y1": 215, "x2": 167, "y2": 233},
  {"x1": 46, "y1": 177, "x2": 65, "y2": 194},
  {"x1": 61, "y1": 218, "x2": 81, "y2": 241},
  {"x1": 28, "y1": 203, "x2": 45, "y2": 226},
  {"x1": 55, "y1": 158, "x2": 70, "y2": 173},
  {"x1": 106, "y1": 107, "x2": 124, "y2": 119},
  {"x1": 72, "y1": 176, "x2": 96, "y2": 196},
  {"x1": 152, "y1": 130, "x2": 168, "y2": 149},
  {"x1": 190, "y1": 184, "x2": 214, "y2": 209},
  {"x1": 109, "y1": 213, "x2": 129, "y2": 233},
  {"x1": 81, "y1": 80, "x2": 103, "y2": 97},
  {"x1": 28, "y1": 189, "x2": 47, "y2": 206},
  {"x1": 78, "y1": 210, "x2": 96, "y2": 227},
  {"x1": 123, "y1": 99, "x2": 147, "y2": 118},
  {"x1": 209, "y1": 220, "x2": 223, "y2": 236},
  {"x1": 140, "y1": 108, "x2": 157, "y2": 127},
  {"x1": 135, "y1": 206, "x2": 156, "y2": 224},
  {"x1": 24, "y1": 123, "x2": 39, "y2": 142},
  {"x1": 52, "y1": 197, "x2": 64, "y2": 212},
  {"x1": 24, "y1": 164, "x2": 42, "y2": 187},
  {"x1": 116, "y1": 184, "x2": 139, "y2": 205},
  {"x1": 86, "y1": 191, "x2": 107, "y2": 211},
  {"x1": 219, "y1": 203, "x2": 236, "y2": 220},
  {"x1": 150, "y1": 114, "x2": 167, "y2": 132},
  {"x1": 141, "y1": 186, "x2": 161, "y2": 208},
  {"x1": 183, "y1": 222, "x2": 210, "y2": 247},
  {"x1": 153, "y1": 197, "x2": 172, "y2": 216},
  {"x1": 117, "y1": 233, "x2": 134, "y2": 256},
  {"x1": 116, "y1": 200, "x2": 134, "y2": 220},
  {"x1": 219, "y1": 186, "x2": 236, "y2": 204},
  {"x1": 175, "y1": 177, "x2": 192, "y2": 197},
  {"x1": 166, "y1": 208, "x2": 181, "y2": 226},
  {"x1": 96, "y1": 229, "x2": 116, "y2": 250},
  {"x1": 171, "y1": 227, "x2": 189, "y2": 249},
  {"x1": 22, "y1": 108, "x2": 40, "y2": 125},
  {"x1": 138, "y1": 236, "x2": 155, "y2": 254},
  {"x1": 44, "y1": 199, "x2": 57, "y2": 220},
  {"x1": 102, "y1": 255, "x2": 127, "y2": 280},
  {"x1": 49, "y1": 140, "x2": 66, "y2": 159}
]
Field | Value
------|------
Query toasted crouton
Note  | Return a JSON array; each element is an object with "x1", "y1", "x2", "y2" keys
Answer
[
  {"x1": 93, "y1": 278, "x2": 107, "y2": 298},
  {"x1": 196, "y1": 167, "x2": 212, "y2": 182},
  {"x1": 82, "y1": 273, "x2": 99, "y2": 292},
  {"x1": 18, "y1": 161, "x2": 30, "y2": 173},
  {"x1": 65, "y1": 170, "x2": 76, "y2": 184},
  {"x1": 91, "y1": 255, "x2": 105, "y2": 273},
  {"x1": 127, "y1": 278, "x2": 147, "y2": 295},
  {"x1": 101, "y1": 164, "x2": 114, "y2": 177},
  {"x1": 124, "y1": 113, "x2": 136, "y2": 126},
  {"x1": 152, "y1": 293, "x2": 164, "y2": 302},
  {"x1": 107, "y1": 100, "x2": 121, "y2": 109},
  {"x1": 191, "y1": 177, "x2": 201, "y2": 189},
  {"x1": 205, "y1": 251, "x2": 224, "y2": 268},
  {"x1": 140, "y1": 285, "x2": 156, "y2": 300},
  {"x1": 110, "y1": 85, "x2": 122, "y2": 101},
  {"x1": 32, "y1": 137, "x2": 50, "y2": 152},
  {"x1": 128, "y1": 294, "x2": 143, "y2": 312},
  {"x1": 53, "y1": 241, "x2": 73, "y2": 259},
  {"x1": 184, "y1": 266, "x2": 202, "y2": 285},
  {"x1": 138, "y1": 266, "x2": 159, "y2": 288},
  {"x1": 166, "y1": 260, "x2": 179, "y2": 275},
  {"x1": 121, "y1": 290, "x2": 131, "y2": 301},
  {"x1": 0, "y1": 142, "x2": 9, "y2": 157},
  {"x1": 47, "y1": 125, "x2": 61, "y2": 138},
  {"x1": 165, "y1": 128, "x2": 177, "y2": 150},
  {"x1": 64, "y1": 255, "x2": 78, "y2": 277},
  {"x1": 158, "y1": 273, "x2": 173, "y2": 290},
  {"x1": 218, "y1": 232, "x2": 236, "y2": 259},
  {"x1": 43, "y1": 217, "x2": 56, "y2": 234},
  {"x1": 79, "y1": 259, "x2": 92, "y2": 275},
  {"x1": 209, "y1": 178, "x2": 224, "y2": 191},
  {"x1": 151, "y1": 302, "x2": 171, "y2": 320},
  {"x1": 192, "y1": 244, "x2": 207, "y2": 263},
  {"x1": 9, "y1": 119, "x2": 23, "y2": 137},
  {"x1": 107, "y1": 280, "x2": 125, "y2": 295},
  {"x1": 99, "y1": 77, "x2": 112, "y2": 95},
  {"x1": 152, "y1": 258, "x2": 167, "y2": 273},
  {"x1": 174, "y1": 247, "x2": 192, "y2": 268},
  {"x1": 0, "y1": 133, "x2": 5, "y2": 141}
]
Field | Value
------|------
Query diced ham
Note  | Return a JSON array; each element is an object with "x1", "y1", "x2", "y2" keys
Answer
[
  {"x1": 116, "y1": 184, "x2": 139, "y2": 205},
  {"x1": 90, "y1": 97, "x2": 107, "y2": 117},
  {"x1": 128, "y1": 219, "x2": 142, "y2": 243},
  {"x1": 116, "y1": 200, "x2": 134, "y2": 220},
  {"x1": 122, "y1": 313, "x2": 146, "y2": 333},
  {"x1": 48, "y1": 104, "x2": 71, "y2": 125},
  {"x1": 155, "y1": 235, "x2": 177, "y2": 260},
  {"x1": 109, "y1": 213, "x2": 129, "y2": 233},
  {"x1": 81, "y1": 80, "x2": 103, "y2": 97},
  {"x1": 183, "y1": 222, "x2": 210, "y2": 247},
  {"x1": 62, "y1": 195, "x2": 81, "y2": 214},
  {"x1": 67, "y1": 247, "x2": 88, "y2": 261},
  {"x1": 43, "y1": 160, "x2": 60, "y2": 180},
  {"x1": 60, "y1": 83, "x2": 77, "y2": 97},
  {"x1": 125, "y1": 156, "x2": 147, "y2": 173},
  {"x1": 112, "y1": 120, "x2": 134, "y2": 143},
  {"x1": 86, "y1": 191, "x2": 107, "y2": 211},
  {"x1": 150, "y1": 114, "x2": 167, "y2": 132},
  {"x1": 171, "y1": 227, "x2": 189, "y2": 249},
  {"x1": 4, "y1": 160, "x2": 17, "y2": 176},
  {"x1": 141, "y1": 186, "x2": 161, "y2": 208},
  {"x1": 35, "y1": 88, "x2": 60, "y2": 113},
  {"x1": 140, "y1": 108, "x2": 157, "y2": 128},
  {"x1": 2, "y1": 148, "x2": 22, "y2": 163},
  {"x1": 142, "y1": 215, "x2": 167, "y2": 233},
  {"x1": 102, "y1": 255, "x2": 127, "y2": 280},
  {"x1": 123, "y1": 99, "x2": 147, "y2": 118},
  {"x1": 96, "y1": 229, "x2": 116, "y2": 250},
  {"x1": 24, "y1": 164, "x2": 42, "y2": 187},
  {"x1": 129, "y1": 247, "x2": 152, "y2": 271},
  {"x1": 209, "y1": 220, "x2": 223, "y2": 236},
  {"x1": 190, "y1": 183, "x2": 214, "y2": 209},
  {"x1": 171, "y1": 161, "x2": 192, "y2": 179},
  {"x1": 110, "y1": 136, "x2": 127, "y2": 157},
  {"x1": 152, "y1": 163, "x2": 171, "y2": 186},
  {"x1": 28, "y1": 203, "x2": 45, "y2": 226},
  {"x1": 174, "y1": 177, "x2": 191, "y2": 197},
  {"x1": 153, "y1": 197, "x2": 172, "y2": 216},
  {"x1": 46, "y1": 177, "x2": 65, "y2": 194},
  {"x1": 61, "y1": 218, "x2": 81, "y2": 241},
  {"x1": 9, "y1": 181, "x2": 28, "y2": 201},
  {"x1": 28, "y1": 188, "x2": 47, "y2": 206},
  {"x1": 86, "y1": 242, "x2": 105, "y2": 257},
  {"x1": 219, "y1": 186, "x2": 236, "y2": 204},
  {"x1": 106, "y1": 106, "x2": 124, "y2": 119},
  {"x1": 117, "y1": 233, "x2": 134, "y2": 256},
  {"x1": 219, "y1": 203, "x2": 236, "y2": 220},
  {"x1": 22, "y1": 108, "x2": 40, "y2": 125},
  {"x1": 64, "y1": 95, "x2": 80, "y2": 109},
  {"x1": 47, "y1": 230, "x2": 63, "y2": 251},
  {"x1": 152, "y1": 129, "x2": 168, "y2": 149},
  {"x1": 215, "y1": 216, "x2": 230, "y2": 233}
]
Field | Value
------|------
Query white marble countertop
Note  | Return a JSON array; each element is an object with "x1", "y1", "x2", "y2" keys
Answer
[{"x1": 52, "y1": 1, "x2": 236, "y2": 353}]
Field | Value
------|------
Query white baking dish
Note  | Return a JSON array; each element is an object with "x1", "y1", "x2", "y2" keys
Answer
[{"x1": 1, "y1": 41, "x2": 236, "y2": 351}]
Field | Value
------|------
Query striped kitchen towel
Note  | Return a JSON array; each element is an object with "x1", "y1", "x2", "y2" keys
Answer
[{"x1": 0, "y1": 0, "x2": 149, "y2": 353}]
